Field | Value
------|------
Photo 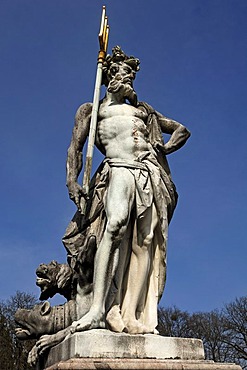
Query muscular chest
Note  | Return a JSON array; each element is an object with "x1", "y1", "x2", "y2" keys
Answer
[
  {"x1": 97, "y1": 103, "x2": 148, "y2": 142},
  {"x1": 98, "y1": 103, "x2": 147, "y2": 121}
]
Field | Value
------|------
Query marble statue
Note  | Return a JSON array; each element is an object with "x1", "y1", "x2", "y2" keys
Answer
[
  {"x1": 64, "y1": 46, "x2": 190, "y2": 334},
  {"x1": 15, "y1": 46, "x2": 190, "y2": 365}
]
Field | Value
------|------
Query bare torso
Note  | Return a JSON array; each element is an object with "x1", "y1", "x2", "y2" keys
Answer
[{"x1": 97, "y1": 100, "x2": 150, "y2": 160}]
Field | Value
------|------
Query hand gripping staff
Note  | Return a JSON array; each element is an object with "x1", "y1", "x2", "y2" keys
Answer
[{"x1": 80, "y1": 6, "x2": 109, "y2": 214}]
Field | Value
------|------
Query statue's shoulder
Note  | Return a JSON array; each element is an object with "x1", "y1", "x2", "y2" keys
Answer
[{"x1": 137, "y1": 101, "x2": 156, "y2": 115}]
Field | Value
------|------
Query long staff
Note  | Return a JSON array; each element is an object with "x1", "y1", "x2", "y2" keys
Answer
[{"x1": 80, "y1": 6, "x2": 109, "y2": 214}]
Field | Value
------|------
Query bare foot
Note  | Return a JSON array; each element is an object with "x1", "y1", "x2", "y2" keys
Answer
[
  {"x1": 72, "y1": 310, "x2": 105, "y2": 332},
  {"x1": 124, "y1": 318, "x2": 152, "y2": 334},
  {"x1": 106, "y1": 305, "x2": 126, "y2": 333}
]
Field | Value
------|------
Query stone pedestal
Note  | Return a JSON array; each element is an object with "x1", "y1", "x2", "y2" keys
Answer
[
  {"x1": 45, "y1": 359, "x2": 241, "y2": 369},
  {"x1": 37, "y1": 329, "x2": 241, "y2": 370}
]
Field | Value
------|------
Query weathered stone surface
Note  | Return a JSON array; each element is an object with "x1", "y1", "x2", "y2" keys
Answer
[
  {"x1": 62, "y1": 44, "x2": 191, "y2": 337},
  {"x1": 39, "y1": 330, "x2": 204, "y2": 369},
  {"x1": 15, "y1": 44, "x2": 192, "y2": 368},
  {"x1": 44, "y1": 358, "x2": 242, "y2": 370}
]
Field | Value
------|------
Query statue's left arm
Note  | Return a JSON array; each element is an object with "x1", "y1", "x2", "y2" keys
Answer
[
  {"x1": 66, "y1": 103, "x2": 92, "y2": 211},
  {"x1": 156, "y1": 111, "x2": 191, "y2": 154}
]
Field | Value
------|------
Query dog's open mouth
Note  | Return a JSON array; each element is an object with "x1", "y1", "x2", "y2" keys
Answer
[
  {"x1": 36, "y1": 276, "x2": 50, "y2": 287},
  {"x1": 15, "y1": 327, "x2": 31, "y2": 339},
  {"x1": 36, "y1": 270, "x2": 51, "y2": 287}
]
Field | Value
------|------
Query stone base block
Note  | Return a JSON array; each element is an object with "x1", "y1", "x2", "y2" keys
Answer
[
  {"x1": 45, "y1": 358, "x2": 242, "y2": 370},
  {"x1": 37, "y1": 329, "x2": 241, "y2": 370}
]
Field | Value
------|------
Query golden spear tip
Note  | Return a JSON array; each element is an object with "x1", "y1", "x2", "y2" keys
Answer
[{"x1": 98, "y1": 5, "x2": 110, "y2": 55}]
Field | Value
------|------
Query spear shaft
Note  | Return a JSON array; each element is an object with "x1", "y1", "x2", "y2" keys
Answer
[{"x1": 80, "y1": 6, "x2": 109, "y2": 213}]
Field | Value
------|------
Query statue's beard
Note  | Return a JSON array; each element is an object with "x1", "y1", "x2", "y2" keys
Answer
[{"x1": 107, "y1": 78, "x2": 138, "y2": 106}]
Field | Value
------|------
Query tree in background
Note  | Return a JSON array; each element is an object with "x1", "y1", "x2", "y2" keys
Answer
[
  {"x1": 158, "y1": 306, "x2": 191, "y2": 338},
  {"x1": 158, "y1": 296, "x2": 247, "y2": 369},
  {"x1": 223, "y1": 297, "x2": 247, "y2": 369},
  {"x1": 0, "y1": 305, "x2": 13, "y2": 370},
  {"x1": 0, "y1": 291, "x2": 245, "y2": 369},
  {"x1": 0, "y1": 291, "x2": 38, "y2": 370},
  {"x1": 188, "y1": 311, "x2": 234, "y2": 363}
]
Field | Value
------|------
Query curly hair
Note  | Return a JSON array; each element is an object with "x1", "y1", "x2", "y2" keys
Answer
[{"x1": 102, "y1": 46, "x2": 140, "y2": 86}]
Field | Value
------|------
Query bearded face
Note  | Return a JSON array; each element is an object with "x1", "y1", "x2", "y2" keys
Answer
[{"x1": 107, "y1": 62, "x2": 138, "y2": 106}]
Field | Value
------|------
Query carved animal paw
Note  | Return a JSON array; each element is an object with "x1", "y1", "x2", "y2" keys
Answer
[{"x1": 27, "y1": 345, "x2": 39, "y2": 367}]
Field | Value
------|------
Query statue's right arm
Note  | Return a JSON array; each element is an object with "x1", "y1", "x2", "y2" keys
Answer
[{"x1": 66, "y1": 103, "x2": 92, "y2": 210}]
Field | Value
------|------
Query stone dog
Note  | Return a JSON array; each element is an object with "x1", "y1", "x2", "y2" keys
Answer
[
  {"x1": 36, "y1": 260, "x2": 74, "y2": 301},
  {"x1": 15, "y1": 260, "x2": 93, "y2": 366},
  {"x1": 15, "y1": 299, "x2": 80, "y2": 366}
]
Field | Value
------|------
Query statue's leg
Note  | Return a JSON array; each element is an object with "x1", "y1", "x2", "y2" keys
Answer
[
  {"x1": 72, "y1": 168, "x2": 135, "y2": 332},
  {"x1": 106, "y1": 221, "x2": 132, "y2": 332},
  {"x1": 121, "y1": 203, "x2": 158, "y2": 334}
]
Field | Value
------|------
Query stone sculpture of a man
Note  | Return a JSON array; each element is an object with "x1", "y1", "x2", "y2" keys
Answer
[{"x1": 64, "y1": 46, "x2": 190, "y2": 335}]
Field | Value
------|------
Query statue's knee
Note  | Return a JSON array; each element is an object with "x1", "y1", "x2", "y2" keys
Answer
[
  {"x1": 106, "y1": 219, "x2": 123, "y2": 239},
  {"x1": 106, "y1": 219, "x2": 127, "y2": 241},
  {"x1": 106, "y1": 220, "x2": 118, "y2": 236},
  {"x1": 142, "y1": 231, "x2": 154, "y2": 248}
]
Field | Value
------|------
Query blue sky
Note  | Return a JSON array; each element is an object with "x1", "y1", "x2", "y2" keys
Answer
[{"x1": 0, "y1": 0, "x2": 246, "y2": 313}]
